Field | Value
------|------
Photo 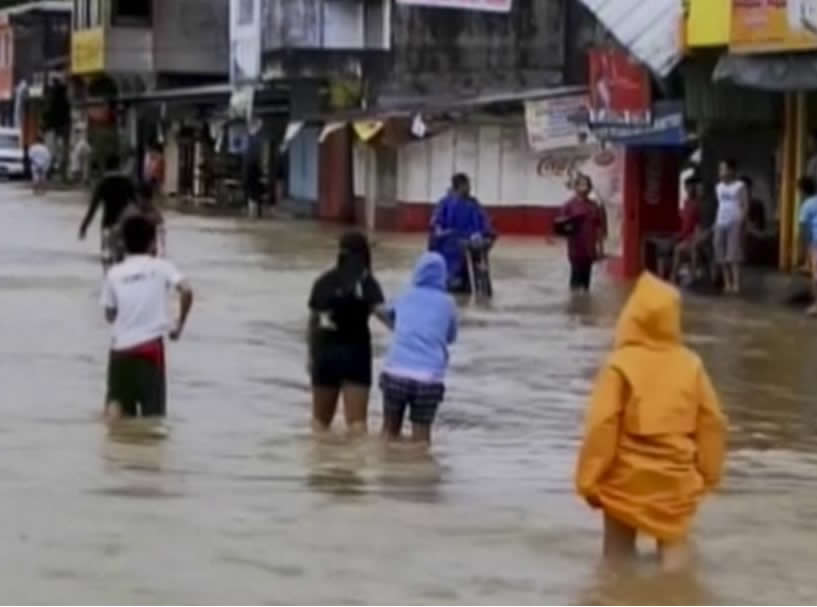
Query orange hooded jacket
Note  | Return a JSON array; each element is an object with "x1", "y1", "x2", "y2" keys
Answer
[{"x1": 575, "y1": 273, "x2": 727, "y2": 541}]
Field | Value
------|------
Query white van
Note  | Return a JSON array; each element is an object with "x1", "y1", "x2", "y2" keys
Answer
[{"x1": 0, "y1": 127, "x2": 25, "y2": 178}]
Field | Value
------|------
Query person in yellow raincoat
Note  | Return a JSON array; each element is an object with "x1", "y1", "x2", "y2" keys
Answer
[{"x1": 575, "y1": 272, "x2": 726, "y2": 569}]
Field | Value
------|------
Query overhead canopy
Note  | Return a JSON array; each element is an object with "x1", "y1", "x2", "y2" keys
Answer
[{"x1": 576, "y1": 0, "x2": 683, "y2": 78}]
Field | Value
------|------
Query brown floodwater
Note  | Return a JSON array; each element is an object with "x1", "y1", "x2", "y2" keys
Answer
[{"x1": 2, "y1": 186, "x2": 817, "y2": 604}]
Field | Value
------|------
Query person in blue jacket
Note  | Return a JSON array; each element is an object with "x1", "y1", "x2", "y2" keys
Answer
[
  {"x1": 429, "y1": 173, "x2": 496, "y2": 293},
  {"x1": 377, "y1": 252, "x2": 458, "y2": 446}
]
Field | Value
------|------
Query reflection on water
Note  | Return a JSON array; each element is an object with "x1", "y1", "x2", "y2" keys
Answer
[{"x1": 2, "y1": 188, "x2": 817, "y2": 603}]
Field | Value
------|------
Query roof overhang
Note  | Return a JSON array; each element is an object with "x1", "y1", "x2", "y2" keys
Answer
[{"x1": 576, "y1": 0, "x2": 683, "y2": 78}]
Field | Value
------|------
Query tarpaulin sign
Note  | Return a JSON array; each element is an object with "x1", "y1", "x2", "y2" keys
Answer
[{"x1": 588, "y1": 48, "x2": 652, "y2": 126}]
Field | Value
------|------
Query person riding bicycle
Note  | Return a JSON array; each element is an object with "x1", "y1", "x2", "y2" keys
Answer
[{"x1": 429, "y1": 173, "x2": 496, "y2": 293}]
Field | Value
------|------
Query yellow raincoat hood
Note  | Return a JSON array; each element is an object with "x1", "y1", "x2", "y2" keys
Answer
[
  {"x1": 576, "y1": 273, "x2": 726, "y2": 541},
  {"x1": 614, "y1": 272, "x2": 681, "y2": 350}
]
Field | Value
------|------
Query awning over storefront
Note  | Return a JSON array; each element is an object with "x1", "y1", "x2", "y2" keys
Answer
[
  {"x1": 714, "y1": 53, "x2": 817, "y2": 92},
  {"x1": 576, "y1": 0, "x2": 683, "y2": 78}
]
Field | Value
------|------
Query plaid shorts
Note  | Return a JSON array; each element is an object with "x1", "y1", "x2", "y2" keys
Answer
[{"x1": 379, "y1": 372, "x2": 445, "y2": 425}]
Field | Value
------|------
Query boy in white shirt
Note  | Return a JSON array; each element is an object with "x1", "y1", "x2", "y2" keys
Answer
[{"x1": 100, "y1": 215, "x2": 193, "y2": 423}]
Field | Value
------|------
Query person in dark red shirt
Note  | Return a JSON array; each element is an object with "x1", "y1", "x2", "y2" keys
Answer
[
  {"x1": 671, "y1": 176, "x2": 704, "y2": 284},
  {"x1": 557, "y1": 174, "x2": 606, "y2": 292}
]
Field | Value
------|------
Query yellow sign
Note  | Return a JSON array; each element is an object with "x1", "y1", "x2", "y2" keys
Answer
[
  {"x1": 687, "y1": 0, "x2": 731, "y2": 47},
  {"x1": 71, "y1": 28, "x2": 105, "y2": 75},
  {"x1": 732, "y1": 0, "x2": 817, "y2": 53}
]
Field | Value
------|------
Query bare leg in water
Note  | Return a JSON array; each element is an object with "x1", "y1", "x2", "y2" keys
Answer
[
  {"x1": 658, "y1": 538, "x2": 691, "y2": 573},
  {"x1": 342, "y1": 383, "x2": 369, "y2": 436},
  {"x1": 312, "y1": 386, "x2": 340, "y2": 433},
  {"x1": 603, "y1": 513, "x2": 637, "y2": 562}
]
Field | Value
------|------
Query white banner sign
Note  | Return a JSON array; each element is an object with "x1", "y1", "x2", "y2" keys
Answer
[
  {"x1": 396, "y1": 0, "x2": 511, "y2": 12},
  {"x1": 524, "y1": 95, "x2": 589, "y2": 152}
]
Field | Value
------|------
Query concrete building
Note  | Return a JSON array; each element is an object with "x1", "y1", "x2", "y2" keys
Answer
[{"x1": 70, "y1": 0, "x2": 230, "y2": 190}]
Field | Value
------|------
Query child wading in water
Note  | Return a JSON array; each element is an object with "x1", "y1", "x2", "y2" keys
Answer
[
  {"x1": 575, "y1": 273, "x2": 726, "y2": 570},
  {"x1": 378, "y1": 252, "x2": 458, "y2": 446},
  {"x1": 101, "y1": 215, "x2": 193, "y2": 424}
]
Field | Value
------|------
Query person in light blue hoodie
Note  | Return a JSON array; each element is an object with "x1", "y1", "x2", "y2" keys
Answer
[{"x1": 377, "y1": 251, "x2": 458, "y2": 446}]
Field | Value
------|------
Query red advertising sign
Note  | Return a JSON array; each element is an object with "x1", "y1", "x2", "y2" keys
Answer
[{"x1": 588, "y1": 48, "x2": 652, "y2": 126}]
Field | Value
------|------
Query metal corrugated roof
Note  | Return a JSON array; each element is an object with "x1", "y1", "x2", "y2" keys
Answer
[{"x1": 577, "y1": 0, "x2": 683, "y2": 78}]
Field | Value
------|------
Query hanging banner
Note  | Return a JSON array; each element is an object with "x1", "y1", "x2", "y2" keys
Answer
[
  {"x1": 588, "y1": 48, "x2": 652, "y2": 126},
  {"x1": 731, "y1": 0, "x2": 817, "y2": 53},
  {"x1": 280, "y1": 122, "x2": 304, "y2": 153},
  {"x1": 353, "y1": 121, "x2": 384, "y2": 142},
  {"x1": 230, "y1": 0, "x2": 261, "y2": 82},
  {"x1": 319, "y1": 122, "x2": 346, "y2": 143},
  {"x1": 524, "y1": 94, "x2": 590, "y2": 152},
  {"x1": 395, "y1": 0, "x2": 512, "y2": 12}
]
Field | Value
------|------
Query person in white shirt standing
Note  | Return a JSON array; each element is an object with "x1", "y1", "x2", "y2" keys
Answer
[
  {"x1": 28, "y1": 136, "x2": 52, "y2": 196},
  {"x1": 100, "y1": 215, "x2": 194, "y2": 425},
  {"x1": 714, "y1": 159, "x2": 748, "y2": 294}
]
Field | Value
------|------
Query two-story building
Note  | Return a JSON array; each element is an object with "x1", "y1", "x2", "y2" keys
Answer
[{"x1": 70, "y1": 0, "x2": 229, "y2": 192}]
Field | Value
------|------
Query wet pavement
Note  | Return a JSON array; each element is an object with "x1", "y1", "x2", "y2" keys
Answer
[{"x1": 2, "y1": 185, "x2": 817, "y2": 604}]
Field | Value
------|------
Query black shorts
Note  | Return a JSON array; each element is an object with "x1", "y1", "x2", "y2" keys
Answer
[
  {"x1": 311, "y1": 343, "x2": 372, "y2": 388},
  {"x1": 379, "y1": 372, "x2": 445, "y2": 426},
  {"x1": 570, "y1": 260, "x2": 593, "y2": 291},
  {"x1": 106, "y1": 341, "x2": 166, "y2": 418}
]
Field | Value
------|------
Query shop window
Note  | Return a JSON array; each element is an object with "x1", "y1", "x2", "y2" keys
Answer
[{"x1": 111, "y1": 0, "x2": 151, "y2": 27}]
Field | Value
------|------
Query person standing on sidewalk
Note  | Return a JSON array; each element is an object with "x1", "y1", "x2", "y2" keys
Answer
[
  {"x1": 714, "y1": 159, "x2": 748, "y2": 294},
  {"x1": 29, "y1": 136, "x2": 52, "y2": 195}
]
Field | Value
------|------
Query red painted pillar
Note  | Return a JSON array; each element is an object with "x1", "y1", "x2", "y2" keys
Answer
[
  {"x1": 608, "y1": 147, "x2": 644, "y2": 280},
  {"x1": 318, "y1": 127, "x2": 354, "y2": 223}
]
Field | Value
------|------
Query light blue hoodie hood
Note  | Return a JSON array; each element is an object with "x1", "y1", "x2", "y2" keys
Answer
[
  {"x1": 383, "y1": 252, "x2": 458, "y2": 382},
  {"x1": 412, "y1": 251, "x2": 448, "y2": 291}
]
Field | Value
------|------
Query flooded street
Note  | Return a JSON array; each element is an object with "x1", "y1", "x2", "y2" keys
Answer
[{"x1": 3, "y1": 184, "x2": 817, "y2": 604}]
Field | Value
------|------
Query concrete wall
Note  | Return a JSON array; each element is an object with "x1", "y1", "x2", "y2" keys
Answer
[
  {"x1": 377, "y1": 0, "x2": 565, "y2": 102},
  {"x1": 348, "y1": 122, "x2": 625, "y2": 236},
  {"x1": 105, "y1": 27, "x2": 152, "y2": 73},
  {"x1": 154, "y1": 0, "x2": 228, "y2": 75}
]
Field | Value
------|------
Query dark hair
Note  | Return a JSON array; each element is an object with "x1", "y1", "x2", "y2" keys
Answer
[
  {"x1": 336, "y1": 231, "x2": 371, "y2": 293},
  {"x1": 740, "y1": 175, "x2": 753, "y2": 188},
  {"x1": 451, "y1": 173, "x2": 469, "y2": 190},
  {"x1": 121, "y1": 215, "x2": 156, "y2": 254},
  {"x1": 684, "y1": 175, "x2": 701, "y2": 187},
  {"x1": 575, "y1": 173, "x2": 593, "y2": 190},
  {"x1": 721, "y1": 158, "x2": 738, "y2": 171},
  {"x1": 799, "y1": 176, "x2": 817, "y2": 197},
  {"x1": 105, "y1": 155, "x2": 121, "y2": 172}
]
